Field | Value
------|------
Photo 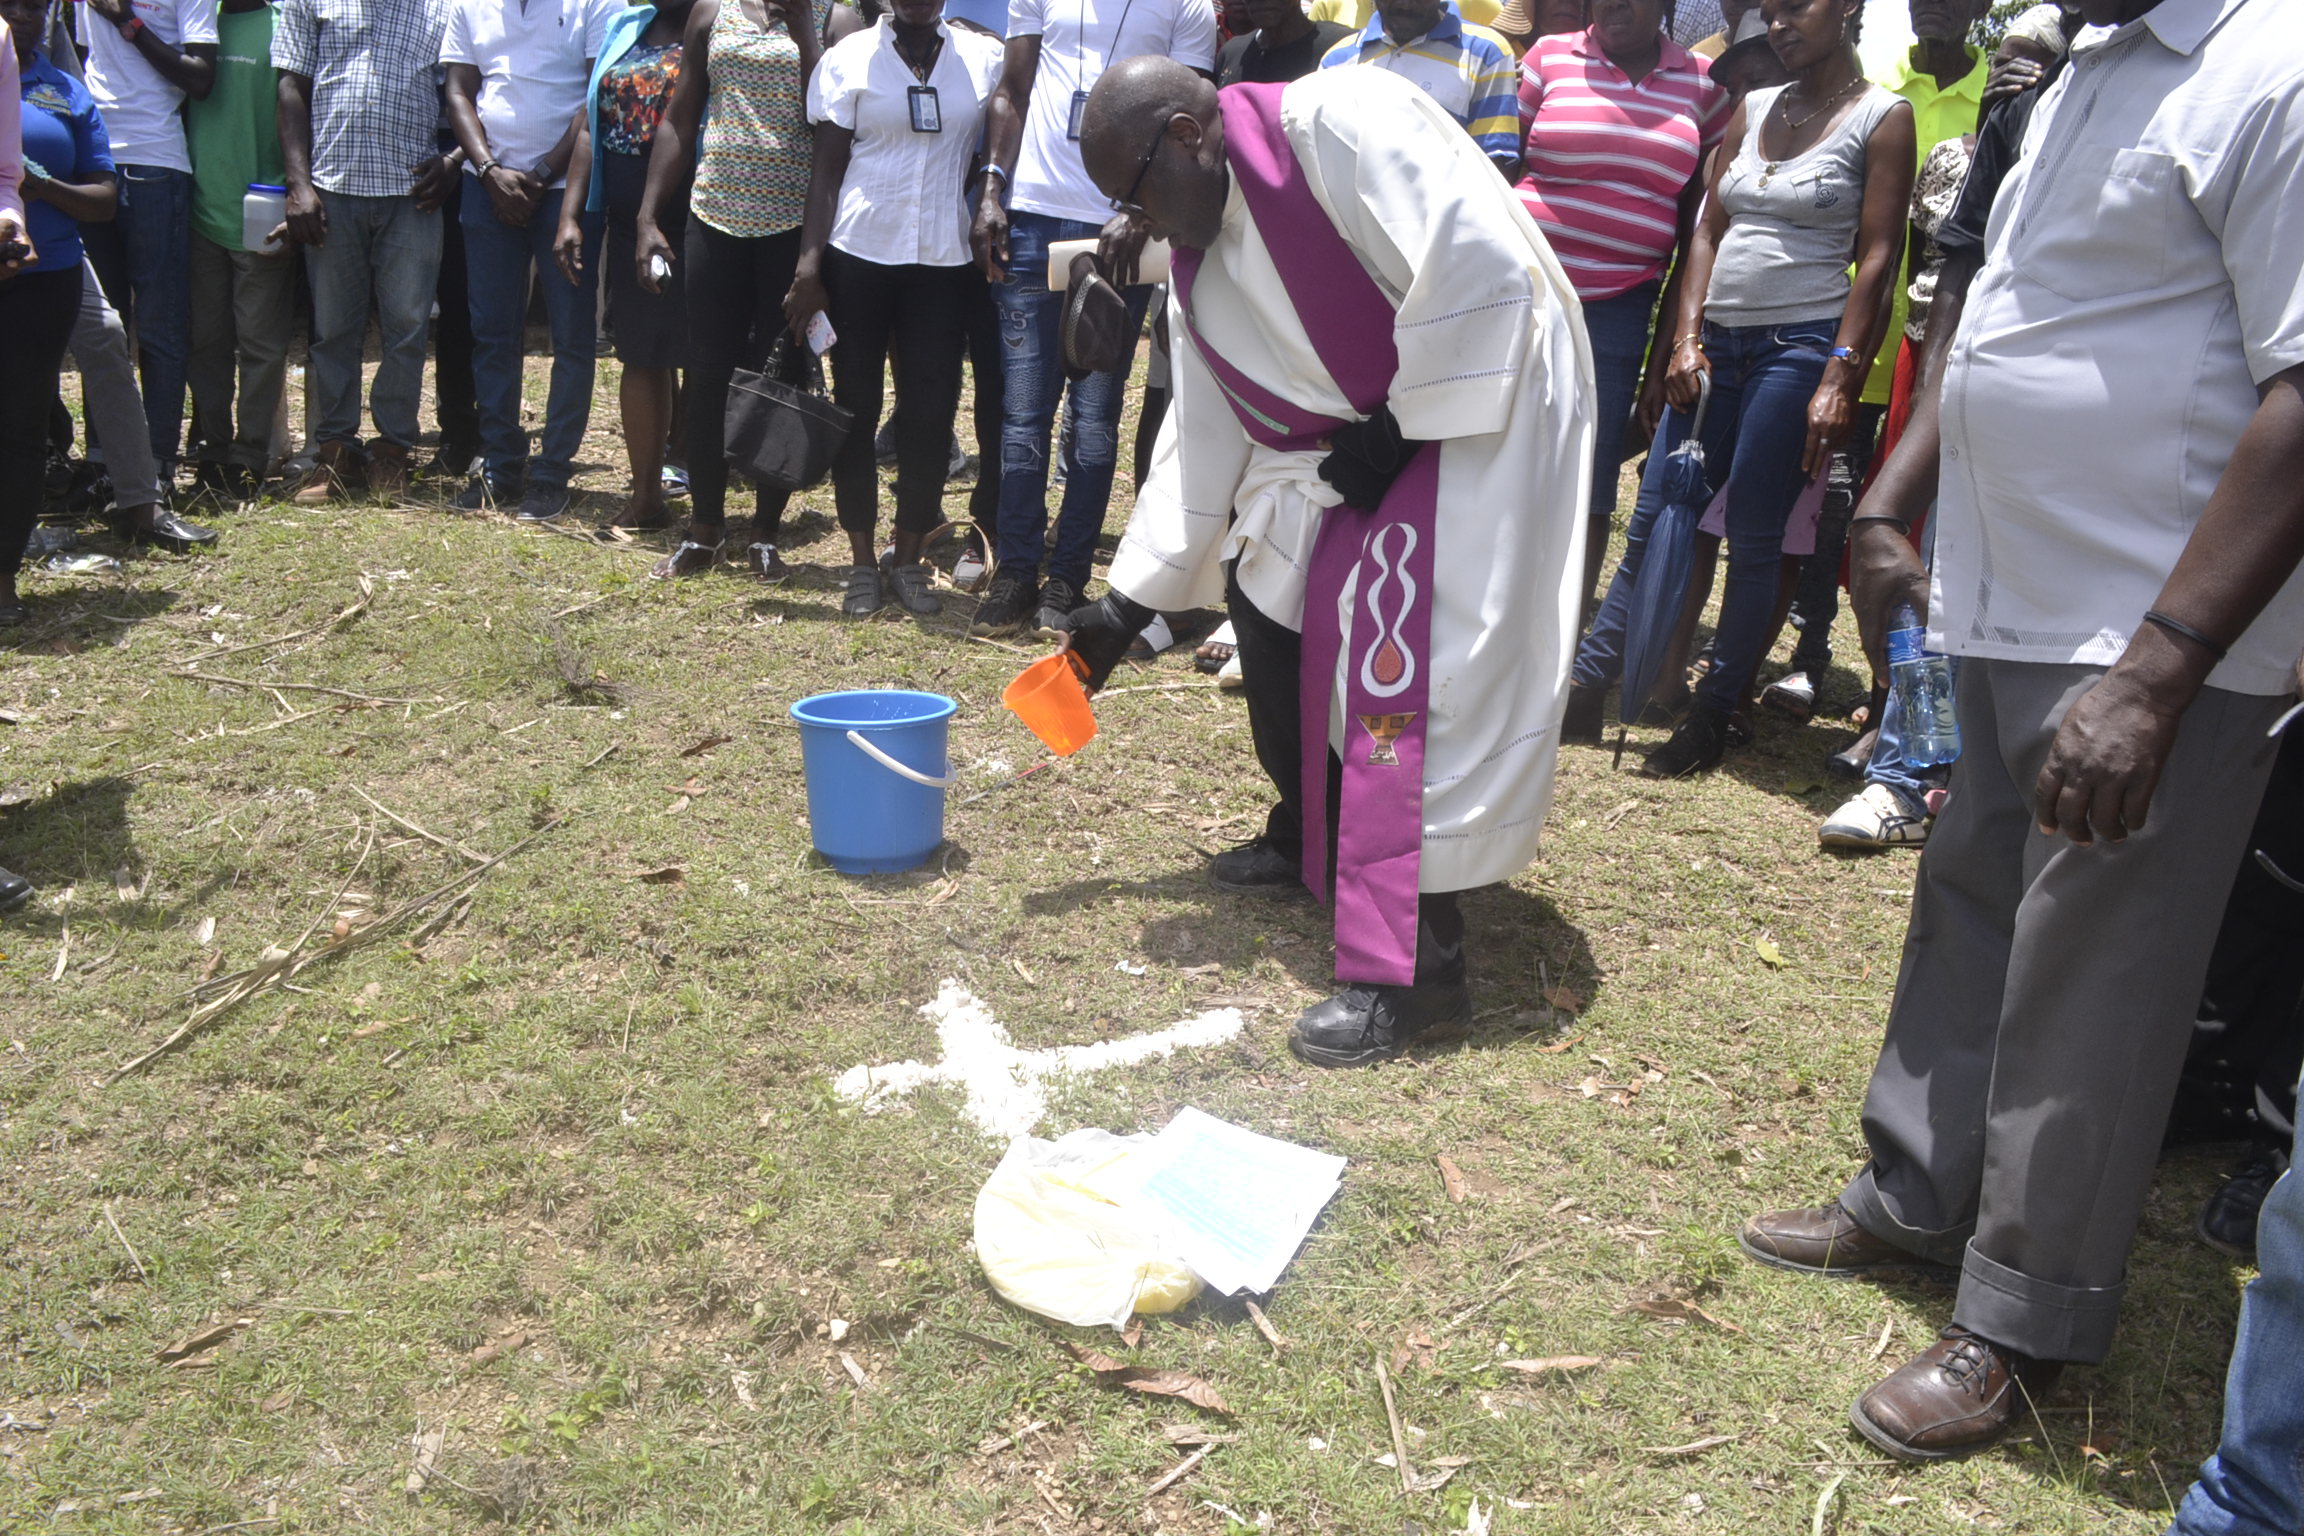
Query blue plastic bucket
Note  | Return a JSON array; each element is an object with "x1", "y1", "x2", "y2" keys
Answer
[{"x1": 790, "y1": 690, "x2": 959, "y2": 873}]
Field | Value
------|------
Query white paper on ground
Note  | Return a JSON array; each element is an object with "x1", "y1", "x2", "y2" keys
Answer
[
  {"x1": 1094, "y1": 1107, "x2": 1345, "y2": 1296},
  {"x1": 1047, "y1": 236, "x2": 1172, "y2": 291}
]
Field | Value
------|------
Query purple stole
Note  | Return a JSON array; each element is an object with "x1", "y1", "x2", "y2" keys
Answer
[{"x1": 1170, "y1": 82, "x2": 1438, "y2": 988}]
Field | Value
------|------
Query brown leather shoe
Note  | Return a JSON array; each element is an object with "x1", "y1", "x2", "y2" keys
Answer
[
  {"x1": 291, "y1": 440, "x2": 365, "y2": 507},
  {"x1": 365, "y1": 440, "x2": 410, "y2": 501},
  {"x1": 1851, "y1": 1326, "x2": 2063, "y2": 1461},
  {"x1": 1739, "y1": 1201, "x2": 1934, "y2": 1276}
]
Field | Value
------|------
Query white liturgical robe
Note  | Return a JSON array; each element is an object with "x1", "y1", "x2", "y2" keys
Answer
[{"x1": 1106, "y1": 68, "x2": 1595, "y2": 892}]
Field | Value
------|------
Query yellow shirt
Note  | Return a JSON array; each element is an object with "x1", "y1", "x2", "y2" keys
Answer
[
  {"x1": 1859, "y1": 43, "x2": 1987, "y2": 403},
  {"x1": 1309, "y1": 0, "x2": 1501, "y2": 29}
]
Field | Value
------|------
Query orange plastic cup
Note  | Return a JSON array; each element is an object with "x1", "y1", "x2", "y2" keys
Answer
[{"x1": 1003, "y1": 651, "x2": 1098, "y2": 756}]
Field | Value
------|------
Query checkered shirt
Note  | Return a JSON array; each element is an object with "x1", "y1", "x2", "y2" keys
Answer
[{"x1": 272, "y1": 0, "x2": 452, "y2": 197}]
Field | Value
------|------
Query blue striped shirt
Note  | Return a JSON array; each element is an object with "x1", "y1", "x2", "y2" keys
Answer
[{"x1": 1320, "y1": 4, "x2": 1520, "y2": 170}]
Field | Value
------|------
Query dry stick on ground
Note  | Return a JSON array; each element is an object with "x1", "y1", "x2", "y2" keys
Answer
[
  {"x1": 350, "y1": 786, "x2": 488, "y2": 864},
  {"x1": 1374, "y1": 1356, "x2": 1413, "y2": 1493},
  {"x1": 166, "y1": 671, "x2": 430, "y2": 707},
  {"x1": 176, "y1": 575, "x2": 374, "y2": 666},
  {"x1": 101, "y1": 1201, "x2": 148, "y2": 1280},
  {"x1": 109, "y1": 820, "x2": 563, "y2": 1082}
]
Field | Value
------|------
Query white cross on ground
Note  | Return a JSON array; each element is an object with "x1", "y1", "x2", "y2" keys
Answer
[{"x1": 832, "y1": 980, "x2": 1247, "y2": 1140}]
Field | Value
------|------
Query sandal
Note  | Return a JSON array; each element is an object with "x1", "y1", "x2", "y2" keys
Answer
[
  {"x1": 1194, "y1": 619, "x2": 1237, "y2": 674},
  {"x1": 1126, "y1": 612, "x2": 1175, "y2": 660},
  {"x1": 748, "y1": 542, "x2": 789, "y2": 584},
  {"x1": 843, "y1": 563, "x2": 886, "y2": 617},
  {"x1": 650, "y1": 538, "x2": 723, "y2": 580}
]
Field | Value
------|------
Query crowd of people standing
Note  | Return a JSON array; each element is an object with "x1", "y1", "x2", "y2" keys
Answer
[{"x1": 5, "y1": 0, "x2": 2304, "y2": 1524}]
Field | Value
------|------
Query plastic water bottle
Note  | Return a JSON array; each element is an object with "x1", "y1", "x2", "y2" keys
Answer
[
  {"x1": 1887, "y1": 602, "x2": 1960, "y2": 767},
  {"x1": 242, "y1": 183, "x2": 287, "y2": 253}
]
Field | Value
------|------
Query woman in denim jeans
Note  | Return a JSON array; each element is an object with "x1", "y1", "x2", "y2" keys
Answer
[{"x1": 1562, "y1": 0, "x2": 1911, "y2": 777}]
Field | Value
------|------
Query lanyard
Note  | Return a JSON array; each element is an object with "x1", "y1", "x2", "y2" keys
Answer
[{"x1": 1073, "y1": 0, "x2": 1142, "y2": 86}]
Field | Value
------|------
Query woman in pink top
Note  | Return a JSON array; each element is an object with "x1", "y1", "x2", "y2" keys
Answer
[
  {"x1": 1516, "y1": 0, "x2": 1727, "y2": 614},
  {"x1": 0, "y1": 41, "x2": 26, "y2": 259}
]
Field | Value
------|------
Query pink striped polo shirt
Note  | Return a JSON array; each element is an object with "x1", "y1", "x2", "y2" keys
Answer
[{"x1": 1515, "y1": 29, "x2": 1730, "y2": 301}]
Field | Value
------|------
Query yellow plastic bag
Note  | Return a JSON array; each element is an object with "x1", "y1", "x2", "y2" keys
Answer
[{"x1": 972, "y1": 1130, "x2": 1201, "y2": 1330}]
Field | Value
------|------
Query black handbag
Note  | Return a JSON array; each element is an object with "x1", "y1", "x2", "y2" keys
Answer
[{"x1": 724, "y1": 335, "x2": 852, "y2": 493}]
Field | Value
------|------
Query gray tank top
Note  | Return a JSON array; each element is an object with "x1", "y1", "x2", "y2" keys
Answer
[{"x1": 1704, "y1": 82, "x2": 1899, "y2": 328}]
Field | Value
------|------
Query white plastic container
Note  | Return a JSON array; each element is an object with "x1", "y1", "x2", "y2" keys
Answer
[{"x1": 242, "y1": 183, "x2": 287, "y2": 253}]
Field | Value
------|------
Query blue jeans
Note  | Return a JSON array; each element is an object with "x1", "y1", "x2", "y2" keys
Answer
[
  {"x1": 1581, "y1": 281, "x2": 1660, "y2": 528},
  {"x1": 992, "y1": 210, "x2": 1152, "y2": 589},
  {"x1": 1573, "y1": 318, "x2": 1834, "y2": 716},
  {"x1": 462, "y1": 183, "x2": 600, "y2": 489},
  {"x1": 306, "y1": 193, "x2": 444, "y2": 450},
  {"x1": 2168, "y1": 1098, "x2": 2304, "y2": 1536},
  {"x1": 84, "y1": 163, "x2": 193, "y2": 469}
]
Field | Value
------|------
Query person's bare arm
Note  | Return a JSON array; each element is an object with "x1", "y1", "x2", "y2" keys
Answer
[
  {"x1": 23, "y1": 165, "x2": 116, "y2": 222},
  {"x1": 777, "y1": 0, "x2": 825, "y2": 123},
  {"x1": 971, "y1": 33, "x2": 1041, "y2": 281},
  {"x1": 85, "y1": 0, "x2": 218, "y2": 96},
  {"x1": 446, "y1": 61, "x2": 541, "y2": 225},
  {"x1": 2034, "y1": 365, "x2": 2304, "y2": 845},
  {"x1": 1638, "y1": 162, "x2": 1711, "y2": 439},
  {"x1": 636, "y1": 0, "x2": 715, "y2": 290},
  {"x1": 783, "y1": 123, "x2": 852, "y2": 336},
  {"x1": 1843, "y1": 246, "x2": 1978, "y2": 671},
  {"x1": 276, "y1": 68, "x2": 328, "y2": 244},
  {"x1": 1803, "y1": 99, "x2": 1914, "y2": 476},
  {"x1": 1659, "y1": 101, "x2": 1737, "y2": 412},
  {"x1": 553, "y1": 109, "x2": 594, "y2": 285}
]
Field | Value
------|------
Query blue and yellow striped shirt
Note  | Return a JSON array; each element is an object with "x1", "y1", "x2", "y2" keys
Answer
[{"x1": 1319, "y1": 4, "x2": 1521, "y2": 171}]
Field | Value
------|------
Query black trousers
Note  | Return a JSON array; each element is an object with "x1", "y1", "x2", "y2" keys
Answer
[
  {"x1": 2, "y1": 266, "x2": 86, "y2": 579},
  {"x1": 432, "y1": 173, "x2": 480, "y2": 455},
  {"x1": 826, "y1": 249, "x2": 971, "y2": 540},
  {"x1": 684, "y1": 217, "x2": 799, "y2": 533}
]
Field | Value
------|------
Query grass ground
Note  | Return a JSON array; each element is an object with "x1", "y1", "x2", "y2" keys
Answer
[{"x1": 0, "y1": 349, "x2": 2251, "y2": 1534}]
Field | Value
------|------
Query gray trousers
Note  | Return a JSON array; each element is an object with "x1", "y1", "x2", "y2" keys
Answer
[
  {"x1": 67, "y1": 256, "x2": 163, "y2": 514},
  {"x1": 187, "y1": 233, "x2": 296, "y2": 472},
  {"x1": 1842, "y1": 659, "x2": 2283, "y2": 1362}
]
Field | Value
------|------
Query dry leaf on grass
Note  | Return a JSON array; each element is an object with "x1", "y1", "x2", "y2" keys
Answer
[
  {"x1": 1542, "y1": 985, "x2": 1586, "y2": 1013},
  {"x1": 1243, "y1": 1298, "x2": 1284, "y2": 1353},
  {"x1": 1497, "y1": 1356, "x2": 1602, "y2": 1376},
  {"x1": 1533, "y1": 1031, "x2": 1586, "y2": 1055},
  {"x1": 406, "y1": 1425, "x2": 446, "y2": 1495},
  {"x1": 838, "y1": 1352, "x2": 869, "y2": 1389},
  {"x1": 1436, "y1": 1155, "x2": 1468, "y2": 1204},
  {"x1": 635, "y1": 865, "x2": 686, "y2": 885},
  {"x1": 1063, "y1": 1342, "x2": 1232, "y2": 1415},
  {"x1": 1121, "y1": 1317, "x2": 1144, "y2": 1350},
  {"x1": 679, "y1": 734, "x2": 734, "y2": 758},
  {"x1": 1639, "y1": 1432, "x2": 1739, "y2": 1457},
  {"x1": 1756, "y1": 938, "x2": 1785, "y2": 967},
  {"x1": 156, "y1": 1318, "x2": 249, "y2": 1362},
  {"x1": 1163, "y1": 1425, "x2": 1237, "y2": 1447},
  {"x1": 471, "y1": 1331, "x2": 529, "y2": 1366},
  {"x1": 1625, "y1": 1298, "x2": 1744, "y2": 1335}
]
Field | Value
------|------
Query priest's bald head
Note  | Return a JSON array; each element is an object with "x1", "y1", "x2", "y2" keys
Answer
[{"x1": 1082, "y1": 58, "x2": 1230, "y2": 251}]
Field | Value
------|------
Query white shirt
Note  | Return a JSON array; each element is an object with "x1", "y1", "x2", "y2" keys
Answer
[
  {"x1": 809, "y1": 19, "x2": 1004, "y2": 267},
  {"x1": 84, "y1": 0, "x2": 220, "y2": 172},
  {"x1": 440, "y1": 0, "x2": 617, "y2": 188},
  {"x1": 1005, "y1": 0, "x2": 1217, "y2": 226},
  {"x1": 1932, "y1": 0, "x2": 2304, "y2": 696}
]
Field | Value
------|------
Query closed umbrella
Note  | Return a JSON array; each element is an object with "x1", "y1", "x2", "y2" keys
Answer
[{"x1": 1614, "y1": 373, "x2": 1714, "y2": 766}]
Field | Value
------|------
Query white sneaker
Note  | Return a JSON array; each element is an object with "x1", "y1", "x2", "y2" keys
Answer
[
  {"x1": 1819, "y1": 783, "x2": 1930, "y2": 850},
  {"x1": 1217, "y1": 651, "x2": 1245, "y2": 690},
  {"x1": 952, "y1": 545, "x2": 990, "y2": 593},
  {"x1": 1762, "y1": 670, "x2": 1817, "y2": 719}
]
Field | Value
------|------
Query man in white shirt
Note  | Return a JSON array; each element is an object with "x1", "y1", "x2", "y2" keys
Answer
[
  {"x1": 1740, "y1": 0, "x2": 2304, "y2": 1463},
  {"x1": 964, "y1": 0, "x2": 1217, "y2": 639},
  {"x1": 1060, "y1": 60, "x2": 1591, "y2": 1067},
  {"x1": 79, "y1": 0, "x2": 217, "y2": 488},
  {"x1": 440, "y1": 0, "x2": 613, "y2": 522}
]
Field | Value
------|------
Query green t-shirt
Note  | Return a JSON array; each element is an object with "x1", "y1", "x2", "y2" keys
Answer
[{"x1": 186, "y1": 3, "x2": 285, "y2": 251}]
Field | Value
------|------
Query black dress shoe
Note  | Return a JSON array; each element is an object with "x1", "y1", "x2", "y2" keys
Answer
[
  {"x1": 1289, "y1": 902, "x2": 1472, "y2": 1068},
  {"x1": 1641, "y1": 704, "x2": 1728, "y2": 778},
  {"x1": 1210, "y1": 837, "x2": 1307, "y2": 896},
  {"x1": 2200, "y1": 1147, "x2": 2289, "y2": 1260},
  {"x1": 0, "y1": 866, "x2": 33, "y2": 912},
  {"x1": 126, "y1": 508, "x2": 219, "y2": 553},
  {"x1": 1560, "y1": 683, "x2": 1606, "y2": 744}
]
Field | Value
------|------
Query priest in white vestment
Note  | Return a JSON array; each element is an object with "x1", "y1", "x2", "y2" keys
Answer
[{"x1": 1055, "y1": 59, "x2": 1594, "y2": 1066}]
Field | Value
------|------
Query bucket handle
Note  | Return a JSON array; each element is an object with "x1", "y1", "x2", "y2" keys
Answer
[{"x1": 846, "y1": 729, "x2": 959, "y2": 790}]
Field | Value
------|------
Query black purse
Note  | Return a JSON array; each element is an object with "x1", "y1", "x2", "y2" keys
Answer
[{"x1": 724, "y1": 335, "x2": 852, "y2": 493}]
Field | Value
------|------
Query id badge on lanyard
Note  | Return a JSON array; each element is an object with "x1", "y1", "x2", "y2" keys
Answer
[
  {"x1": 1066, "y1": 88, "x2": 1089, "y2": 140},
  {"x1": 909, "y1": 84, "x2": 942, "y2": 133}
]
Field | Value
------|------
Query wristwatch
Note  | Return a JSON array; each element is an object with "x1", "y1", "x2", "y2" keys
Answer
[
  {"x1": 118, "y1": 15, "x2": 145, "y2": 40},
  {"x1": 1829, "y1": 345, "x2": 1861, "y2": 362},
  {"x1": 473, "y1": 157, "x2": 498, "y2": 177}
]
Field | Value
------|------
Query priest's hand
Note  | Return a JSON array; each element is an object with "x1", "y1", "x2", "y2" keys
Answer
[
  {"x1": 1098, "y1": 211, "x2": 1151, "y2": 288},
  {"x1": 1319, "y1": 404, "x2": 1419, "y2": 513},
  {"x1": 1054, "y1": 592, "x2": 1156, "y2": 694}
]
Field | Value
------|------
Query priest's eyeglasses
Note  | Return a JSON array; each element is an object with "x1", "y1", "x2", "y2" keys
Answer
[{"x1": 1108, "y1": 122, "x2": 1169, "y2": 214}]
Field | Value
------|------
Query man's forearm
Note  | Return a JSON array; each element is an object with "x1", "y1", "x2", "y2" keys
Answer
[
  {"x1": 134, "y1": 31, "x2": 214, "y2": 97},
  {"x1": 443, "y1": 71, "x2": 494, "y2": 168},
  {"x1": 277, "y1": 76, "x2": 315, "y2": 187}
]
